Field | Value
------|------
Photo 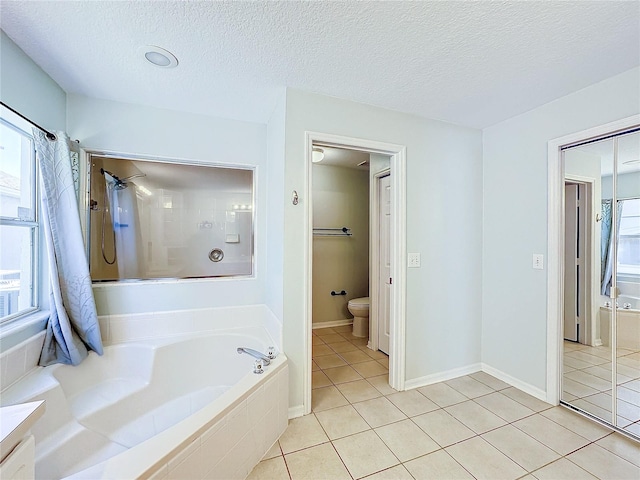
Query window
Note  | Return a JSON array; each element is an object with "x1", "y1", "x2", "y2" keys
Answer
[
  {"x1": 87, "y1": 155, "x2": 254, "y2": 281},
  {"x1": 617, "y1": 197, "x2": 640, "y2": 277},
  {"x1": 0, "y1": 116, "x2": 38, "y2": 322}
]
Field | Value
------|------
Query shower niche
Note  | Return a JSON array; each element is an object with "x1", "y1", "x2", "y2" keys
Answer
[{"x1": 86, "y1": 155, "x2": 254, "y2": 281}]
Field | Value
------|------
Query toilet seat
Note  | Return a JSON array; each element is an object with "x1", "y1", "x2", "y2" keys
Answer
[{"x1": 348, "y1": 297, "x2": 369, "y2": 308}]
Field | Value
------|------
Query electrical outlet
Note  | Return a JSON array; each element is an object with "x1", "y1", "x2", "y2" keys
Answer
[
  {"x1": 533, "y1": 254, "x2": 544, "y2": 270},
  {"x1": 408, "y1": 253, "x2": 421, "y2": 268}
]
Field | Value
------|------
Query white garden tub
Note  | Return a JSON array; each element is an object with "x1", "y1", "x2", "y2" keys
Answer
[{"x1": 0, "y1": 325, "x2": 288, "y2": 479}]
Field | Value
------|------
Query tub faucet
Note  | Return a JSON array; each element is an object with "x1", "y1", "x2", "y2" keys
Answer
[{"x1": 237, "y1": 347, "x2": 274, "y2": 365}]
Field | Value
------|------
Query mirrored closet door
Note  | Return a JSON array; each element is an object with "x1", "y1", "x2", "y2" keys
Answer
[{"x1": 562, "y1": 129, "x2": 640, "y2": 438}]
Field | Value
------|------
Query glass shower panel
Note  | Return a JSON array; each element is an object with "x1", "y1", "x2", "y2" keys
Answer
[
  {"x1": 615, "y1": 131, "x2": 640, "y2": 436},
  {"x1": 562, "y1": 137, "x2": 614, "y2": 423}
]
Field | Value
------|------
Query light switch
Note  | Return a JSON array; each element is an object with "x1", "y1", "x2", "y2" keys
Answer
[
  {"x1": 408, "y1": 253, "x2": 421, "y2": 268},
  {"x1": 533, "y1": 254, "x2": 544, "y2": 270}
]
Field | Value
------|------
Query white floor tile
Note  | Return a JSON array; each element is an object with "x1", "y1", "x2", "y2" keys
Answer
[
  {"x1": 278, "y1": 414, "x2": 329, "y2": 454},
  {"x1": 314, "y1": 405, "x2": 370, "y2": 440},
  {"x1": 531, "y1": 458, "x2": 597, "y2": 480},
  {"x1": 333, "y1": 430, "x2": 399, "y2": 479},
  {"x1": 404, "y1": 449, "x2": 474, "y2": 480},
  {"x1": 374, "y1": 419, "x2": 439, "y2": 462},
  {"x1": 567, "y1": 443, "x2": 640, "y2": 480},
  {"x1": 285, "y1": 442, "x2": 350, "y2": 480},
  {"x1": 446, "y1": 436, "x2": 527, "y2": 480}
]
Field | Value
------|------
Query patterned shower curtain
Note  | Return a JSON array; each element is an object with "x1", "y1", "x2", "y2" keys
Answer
[
  {"x1": 600, "y1": 199, "x2": 624, "y2": 296},
  {"x1": 33, "y1": 129, "x2": 103, "y2": 366}
]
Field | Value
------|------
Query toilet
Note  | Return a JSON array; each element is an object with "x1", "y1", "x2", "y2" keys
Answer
[{"x1": 348, "y1": 297, "x2": 370, "y2": 338}]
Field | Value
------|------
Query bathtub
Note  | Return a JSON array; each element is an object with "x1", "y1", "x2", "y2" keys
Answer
[
  {"x1": 618, "y1": 294, "x2": 640, "y2": 310},
  {"x1": 599, "y1": 306, "x2": 640, "y2": 350},
  {"x1": 0, "y1": 325, "x2": 288, "y2": 479}
]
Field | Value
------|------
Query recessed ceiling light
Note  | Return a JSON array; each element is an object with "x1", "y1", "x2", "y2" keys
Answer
[
  {"x1": 139, "y1": 45, "x2": 178, "y2": 68},
  {"x1": 312, "y1": 147, "x2": 324, "y2": 163}
]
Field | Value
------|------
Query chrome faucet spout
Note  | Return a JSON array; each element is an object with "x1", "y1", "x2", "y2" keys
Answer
[{"x1": 237, "y1": 347, "x2": 271, "y2": 365}]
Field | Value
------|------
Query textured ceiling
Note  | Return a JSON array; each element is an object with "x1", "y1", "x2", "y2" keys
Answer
[{"x1": 1, "y1": 1, "x2": 638, "y2": 128}]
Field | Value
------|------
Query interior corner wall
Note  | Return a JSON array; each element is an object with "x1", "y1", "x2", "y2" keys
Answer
[
  {"x1": 481, "y1": 67, "x2": 640, "y2": 393},
  {"x1": 66, "y1": 94, "x2": 268, "y2": 315},
  {"x1": 283, "y1": 89, "x2": 483, "y2": 411},
  {"x1": 266, "y1": 92, "x2": 286, "y2": 321}
]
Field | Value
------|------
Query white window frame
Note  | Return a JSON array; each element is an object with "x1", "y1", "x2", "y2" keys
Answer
[
  {"x1": 617, "y1": 197, "x2": 640, "y2": 279},
  {"x1": 0, "y1": 111, "x2": 40, "y2": 325}
]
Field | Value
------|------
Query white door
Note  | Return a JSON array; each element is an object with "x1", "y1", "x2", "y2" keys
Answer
[
  {"x1": 564, "y1": 183, "x2": 580, "y2": 342},
  {"x1": 378, "y1": 174, "x2": 391, "y2": 354}
]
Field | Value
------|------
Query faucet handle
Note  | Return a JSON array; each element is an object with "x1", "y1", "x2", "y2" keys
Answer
[
  {"x1": 267, "y1": 346, "x2": 277, "y2": 359},
  {"x1": 253, "y1": 359, "x2": 264, "y2": 374}
]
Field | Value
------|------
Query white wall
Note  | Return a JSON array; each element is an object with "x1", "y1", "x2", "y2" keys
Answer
[
  {"x1": 482, "y1": 67, "x2": 640, "y2": 393},
  {"x1": 67, "y1": 94, "x2": 268, "y2": 315},
  {"x1": 283, "y1": 89, "x2": 483, "y2": 411},
  {"x1": 265, "y1": 93, "x2": 286, "y2": 321},
  {"x1": 0, "y1": 31, "x2": 66, "y2": 131}
]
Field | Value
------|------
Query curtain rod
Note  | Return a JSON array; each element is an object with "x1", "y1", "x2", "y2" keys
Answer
[{"x1": 0, "y1": 101, "x2": 57, "y2": 141}]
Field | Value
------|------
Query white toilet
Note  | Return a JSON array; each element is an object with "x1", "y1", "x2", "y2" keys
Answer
[{"x1": 348, "y1": 297, "x2": 370, "y2": 338}]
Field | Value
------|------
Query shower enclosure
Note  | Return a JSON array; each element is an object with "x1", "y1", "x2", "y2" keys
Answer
[
  {"x1": 562, "y1": 129, "x2": 640, "y2": 438},
  {"x1": 86, "y1": 155, "x2": 254, "y2": 281}
]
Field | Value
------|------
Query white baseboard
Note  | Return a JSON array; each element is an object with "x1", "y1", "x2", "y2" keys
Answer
[
  {"x1": 403, "y1": 362, "x2": 548, "y2": 404},
  {"x1": 404, "y1": 363, "x2": 482, "y2": 390},
  {"x1": 288, "y1": 405, "x2": 306, "y2": 419},
  {"x1": 312, "y1": 319, "x2": 353, "y2": 329},
  {"x1": 481, "y1": 363, "x2": 547, "y2": 402},
  {"x1": 594, "y1": 338, "x2": 603, "y2": 347}
]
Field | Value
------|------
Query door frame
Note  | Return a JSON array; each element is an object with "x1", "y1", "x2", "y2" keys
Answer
[
  {"x1": 304, "y1": 132, "x2": 407, "y2": 413},
  {"x1": 546, "y1": 114, "x2": 640, "y2": 405},
  {"x1": 370, "y1": 169, "x2": 391, "y2": 353},
  {"x1": 563, "y1": 176, "x2": 595, "y2": 346}
]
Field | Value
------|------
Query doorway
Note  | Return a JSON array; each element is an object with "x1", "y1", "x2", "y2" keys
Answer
[
  {"x1": 563, "y1": 179, "x2": 593, "y2": 345},
  {"x1": 304, "y1": 132, "x2": 406, "y2": 415}
]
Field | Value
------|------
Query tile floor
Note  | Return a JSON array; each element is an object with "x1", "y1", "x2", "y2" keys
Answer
[
  {"x1": 248, "y1": 326, "x2": 640, "y2": 479},
  {"x1": 563, "y1": 340, "x2": 640, "y2": 436}
]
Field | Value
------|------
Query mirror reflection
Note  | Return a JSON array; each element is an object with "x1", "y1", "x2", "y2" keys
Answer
[
  {"x1": 562, "y1": 130, "x2": 640, "y2": 436},
  {"x1": 88, "y1": 156, "x2": 254, "y2": 281},
  {"x1": 615, "y1": 131, "x2": 640, "y2": 437}
]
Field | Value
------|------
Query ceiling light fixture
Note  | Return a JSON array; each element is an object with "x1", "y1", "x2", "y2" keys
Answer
[
  {"x1": 312, "y1": 147, "x2": 324, "y2": 163},
  {"x1": 139, "y1": 45, "x2": 178, "y2": 68}
]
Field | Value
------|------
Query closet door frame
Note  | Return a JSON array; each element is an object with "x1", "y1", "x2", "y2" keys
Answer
[{"x1": 547, "y1": 115, "x2": 640, "y2": 410}]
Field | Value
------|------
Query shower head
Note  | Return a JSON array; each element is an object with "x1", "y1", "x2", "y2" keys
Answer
[
  {"x1": 100, "y1": 168, "x2": 119, "y2": 181},
  {"x1": 101, "y1": 168, "x2": 128, "y2": 190},
  {"x1": 100, "y1": 169, "x2": 146, "y2": 190}
]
